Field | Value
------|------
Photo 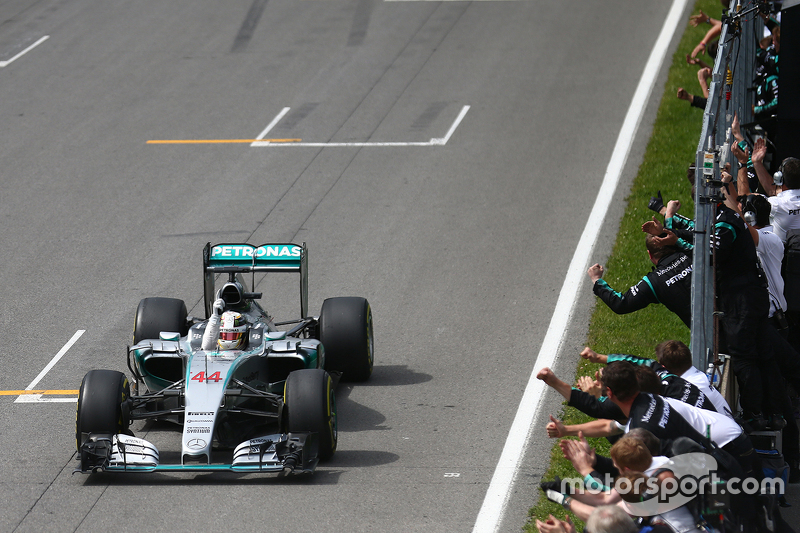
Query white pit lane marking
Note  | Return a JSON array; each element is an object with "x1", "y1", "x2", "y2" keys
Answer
[
  {"x1": 470, "y1": 0, "x2": 690, "y2": 530},
  {"x1": 250, "y1": 105, "x2": 469, "y2": 147},
  {"x1": 253, "y1": 107, "x2": 291, "y2": 143},
  {"x1": 15, "y1": 330, "x2": 84, "y2": 403},
  {"x1": 0, "y1": 35, "x2": 49, "y2": 68}
]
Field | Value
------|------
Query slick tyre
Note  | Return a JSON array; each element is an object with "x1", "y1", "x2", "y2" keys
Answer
[
  {"x1": 133, "y1": 297, "x2": 188, "y2": 344},
  {"x1": 284, "y1": 369, "x2": 337, "y2": 461},
  {"x1": 319, "y1": 297, "x2": 374, "y2": 382},
  {"x1": 75, "y1": 370, "x2": 131, "y2": 451}
]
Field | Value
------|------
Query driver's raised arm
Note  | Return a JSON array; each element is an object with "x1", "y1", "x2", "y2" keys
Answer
[{"x1": 201, "y1": 298, "x2": 225, "y2": 351}]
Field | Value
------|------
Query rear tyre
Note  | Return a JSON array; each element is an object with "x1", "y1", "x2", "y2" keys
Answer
[
  {"x1": 133, "y1": 297, "x2": 188, "y2": 344},
  {"x1": 284, "y1": 369, "x2": 337, "y2": 461},
  {"x1": 319, "y1": 297, "x2": 374, "y2": 382},
  {"x1": 75, "y1": 370, "x2": 131, "y2": 451}
]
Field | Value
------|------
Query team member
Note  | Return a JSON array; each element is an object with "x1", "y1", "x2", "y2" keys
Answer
[
  {"x1": 652, "y1": 340, "x2": 733, "y2": 417},
  {"x1": 588, "y1": 233, "x2": 692, "y2": 327},
  {"x1": 545, "y1": 362, "x2": 756, "y2": 477},
  {"x1": 581, "y1": 347, "x2": 720, "y2": 413},
  {"x1": 663, "y1": 197, "x2": 787, "y2": 430},
  {"x1": 752, "y1": 148, "x2": 800, "y2": 243}
]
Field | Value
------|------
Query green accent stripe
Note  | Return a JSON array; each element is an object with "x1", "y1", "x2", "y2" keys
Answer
[
  {"x1": 596, "y1": 279, "x2": 624, "y2": 299},
  {"x1": 642, "y1": 276, "x2": 660, "y2": 303},
  {"x1": 584, "y1": 473, "x2": 610, "y2": 492},
  {"x1": 715, "y1": 221, "x2": 737, "y2": 241}
]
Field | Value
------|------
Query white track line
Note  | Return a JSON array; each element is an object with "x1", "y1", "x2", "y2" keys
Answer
[
  {"x1": 430, "y1": 104, "x2": 470, "y2": 145},
  {"x1": 250, "y1": 105, "x2": 470, "y2": 147},
  {"x1": 470, "y1": 0, "x2": 689, "y2": 530},
  {"x1": 0, "y1": 35, "x2": 49, "y2": 68},
  {"x1": 15, "y1": 329, "x2": 84, "y2": 403},
  {"x1": 14, "y1": 395, "x2": 77, "y2": 404},
  {"x1": 252, "y1": 107, "x2": 291, "y2": 144}
]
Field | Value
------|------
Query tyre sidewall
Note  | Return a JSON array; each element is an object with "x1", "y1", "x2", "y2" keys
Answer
[
  {"x1": 284, "y1": 369, "x2": 337, "y2": 460},
  {"x1": 133, "y1": 297, "x2": 188, "y2": 344},
  {"x1": 319, "y1": 297, "x2": 373, "y2": 381},
  {"x1": 76, "y1": 369, "x2": 130, "y2": 451}
]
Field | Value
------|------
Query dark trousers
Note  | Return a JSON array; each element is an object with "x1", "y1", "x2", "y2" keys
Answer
[
  {"x1": 722, "y1": 432, "x2": 762, "y2": 480},
  {"x1": 719, "y1": 289, "x2": 786, "y2": 416}
]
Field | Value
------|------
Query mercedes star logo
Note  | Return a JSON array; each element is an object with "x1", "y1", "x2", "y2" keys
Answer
[{"x1": 187, "y1": 438, "x2": 207, "y2": 449}]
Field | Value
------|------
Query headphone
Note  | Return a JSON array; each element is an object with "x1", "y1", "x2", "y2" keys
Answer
[
  {"x1": 743, "y1": 196, "x2": 758, "y2": 226},
  {"x1": 774, "y1": 160, "x2": 785, "y2": 186},
  {"x1": 742, "y1": 194, "x2": 771, "y2": 227},
  {"x1": 774, "y1": 157, "x2": 800, "y2": 187}
]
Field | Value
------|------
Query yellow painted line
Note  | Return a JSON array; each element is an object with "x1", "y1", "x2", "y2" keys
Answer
[
  {"x1": 0, "y1": 390, "x2": 78, "y2": 396},
  {"x1": 146, "y1": 138, "x2": 301, "y2": 144}
]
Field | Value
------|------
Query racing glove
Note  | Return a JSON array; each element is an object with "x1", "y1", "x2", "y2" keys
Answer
[
  {"x1": 213, "y1": 298, "x2": 225, "y2": 316},
  {"x1": 648, "y1": 191, "x2": 664, "y2": 213},
  {"x1": 202, "y1": 299, "x2": 225, "y2": 351}
]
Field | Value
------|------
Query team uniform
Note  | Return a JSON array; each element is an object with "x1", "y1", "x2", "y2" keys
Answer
[
  {"x1": 567, "y1": 360, "x2": 717, "y2": 424},
  {"x1": 621, "y1": 393, "x2": 708, "y2": 456},
  {"x1": 669, "y1": 205, "x2": 785, "y2": 420},
  {"x1": 754, "y1": 43, "x2": 779, "y2": 120},
  {"x1": 768, "y1": 189, "x2": 800, "y2": 243},
  {"x1": 756, "y1": 225, "x2": 787, "y2": 317},
  {"x1": 664, "y1": 213, "x2": 696, "y2": 252},
  {"x1": 621, "y1": 392, "x2": 755, "y2": 478},
  {"x1": 679, "y1": 365, "x2": 733, "y2": 417},
  {"x1": 605, "y1": 354, "x2": 718, "y2": 413},
  {"x1": 592, "y1": 251, "x2": 692, "y2": 327},
  {"x1": 568, "y1": 389, "x2": 627, "y2": 423},
  {"x1": 663, "y1": 398, "x2": 742, "y2": 448}
]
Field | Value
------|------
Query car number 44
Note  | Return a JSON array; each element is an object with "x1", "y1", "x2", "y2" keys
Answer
[{"x1": 191, "y1": 371, "x2": 222, "y2": 383}]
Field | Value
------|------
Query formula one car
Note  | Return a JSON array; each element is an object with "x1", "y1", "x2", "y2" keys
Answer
[{"x1": 75, "y1": 242, "x2": 373, "y2": 475}]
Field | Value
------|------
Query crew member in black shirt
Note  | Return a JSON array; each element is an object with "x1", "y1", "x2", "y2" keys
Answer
[
  {"x1": 545, "y1": 362, "x2": 763, "y2": 530},
  {"x1": 589, "y1": 233, "x2": 692, "y2": 327},
  {"x1": 663, "y1": 199, "x2": 790, "y2": 430},
  {"x1": 545, "y1": 362, "x2": 757, "y2": 477}
]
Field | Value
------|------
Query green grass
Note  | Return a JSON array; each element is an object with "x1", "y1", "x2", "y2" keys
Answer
[{"x1": 524, "y1": 0, "x2": 720, "y2": 529}]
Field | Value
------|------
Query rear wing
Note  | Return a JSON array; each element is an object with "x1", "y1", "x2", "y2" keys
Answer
[{"x1": 202, "y1": 242, "x2": 308, "y2": 319}]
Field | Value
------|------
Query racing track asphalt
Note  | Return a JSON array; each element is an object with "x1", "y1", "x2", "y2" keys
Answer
[{"x1": 0, "y1": 0, "x2": 682, "y2": 531}]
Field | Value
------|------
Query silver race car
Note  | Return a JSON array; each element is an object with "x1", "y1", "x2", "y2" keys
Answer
[{"x1": 75, "y1": 242, "x2": 373, "y2": 476}]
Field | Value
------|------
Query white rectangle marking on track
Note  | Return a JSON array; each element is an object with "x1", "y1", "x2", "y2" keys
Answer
[{"x1": 251, "y1": 105, "x2": 469, "y2": 147}]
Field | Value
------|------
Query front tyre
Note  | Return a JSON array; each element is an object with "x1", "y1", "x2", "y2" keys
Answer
[
  {"x1": 319, "y1": 297, "x2": 374, "y2": 382},
  {"x1": 284, "y1": 369, "x2": 337, "y2": 461},
  {"x1": 75, "y1": 370, "x2": 131, "y2": 451},
  {"x1": 133, "y1": 297, "x2": 188, "y2": 344}
]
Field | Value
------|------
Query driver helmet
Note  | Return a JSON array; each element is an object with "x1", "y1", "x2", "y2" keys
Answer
[{"x1": 218, "y1": 311, "x2": 248, "y2": 350}]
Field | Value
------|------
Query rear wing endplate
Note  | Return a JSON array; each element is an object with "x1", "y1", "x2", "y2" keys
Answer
[{"x1": 203, "y1": 243, "x2": 308, "y2": 319}]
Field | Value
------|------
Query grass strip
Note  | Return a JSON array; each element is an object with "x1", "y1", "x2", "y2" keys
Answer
[{"x1": 524, "y1": 0, "x2": 720, "y2": 528}]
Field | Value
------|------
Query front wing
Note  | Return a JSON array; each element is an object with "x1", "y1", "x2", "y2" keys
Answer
[{"x1": 75, "y1": 432, "x2": 319, "y2": 475}]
